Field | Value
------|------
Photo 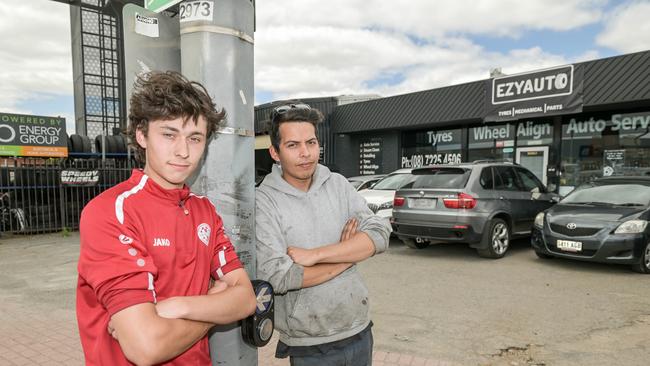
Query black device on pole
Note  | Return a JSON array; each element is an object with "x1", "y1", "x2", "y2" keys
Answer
[{"x1": 242, "y1": 280, "x2": 274, "y2": 347}]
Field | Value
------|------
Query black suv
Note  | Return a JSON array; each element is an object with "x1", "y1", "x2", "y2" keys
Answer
[{"x1": 392, "y1": 161, "x2": 559, "y2": 258}]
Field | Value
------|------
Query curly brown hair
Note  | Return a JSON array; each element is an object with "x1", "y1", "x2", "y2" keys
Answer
[{"x1": 127, "y1": 71, "x2": 226, "y2": 162}]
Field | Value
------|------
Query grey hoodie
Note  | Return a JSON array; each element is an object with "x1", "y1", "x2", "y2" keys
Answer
[{"x1": 256, "y1": 164, "x2": 391, "y2": 346}]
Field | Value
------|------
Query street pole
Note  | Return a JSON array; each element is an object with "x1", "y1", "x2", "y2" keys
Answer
[{"x1": 179, "y1": 1, "x2": 257, "y2": 365}]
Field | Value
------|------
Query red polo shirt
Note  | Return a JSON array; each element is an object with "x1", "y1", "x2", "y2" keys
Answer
[{"x1": 76, "y1": 169, "x2": 242, "y2": 365}]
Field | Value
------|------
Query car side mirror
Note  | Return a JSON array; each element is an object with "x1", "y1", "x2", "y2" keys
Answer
[{"x1": 550, "y1": 194, "x2": 561, "y2": 203}]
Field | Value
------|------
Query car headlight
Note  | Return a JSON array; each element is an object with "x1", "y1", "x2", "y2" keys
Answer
[
  {"x1": 534, "y1": 212, "x2": 545, "y2": 229},
  {"x1": 378, "y1": 201, "x2": 393, "y2": 210},
  {"x1": 614, "y1": 220, "x2": 648, "y2": 234}
]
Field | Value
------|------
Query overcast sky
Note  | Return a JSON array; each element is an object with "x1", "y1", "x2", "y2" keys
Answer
[{"x1": 1, "y1": 0, "x2": 649, "y2": 133}]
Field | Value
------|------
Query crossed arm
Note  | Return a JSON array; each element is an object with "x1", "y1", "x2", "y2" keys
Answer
[
  {"x1": 291, "y1": 219, "x2": 377, "y2": 288},
  {"x1": 109, "y1": 268, "x2": 256, "y2": 366}
]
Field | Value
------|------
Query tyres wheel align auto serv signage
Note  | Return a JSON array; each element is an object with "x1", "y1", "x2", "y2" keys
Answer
[
  {"x1": 0, "y1": 112, "x2": 68, "y2": 157},
  {"x1": 401, "y1": 129, "x2": 462, "y2": 168},
  {"x1": 485, "y1": 64, "x2": 584, "y2": 122}
]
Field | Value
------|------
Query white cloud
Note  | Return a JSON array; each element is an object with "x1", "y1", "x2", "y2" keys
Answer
[
  {"x1": 257, "y1": 0, "x2": 604, "y2": 38},
  {"x1": 0, "y1": 0, "x2": 630, "y2": 116},
  {"x1": 0, "y1": 0, "x2": 73, "y2": 112},
  {"x1": 254, "y1": 0, "x2": 608, "y2": 103},
  {"x1": 596, "y1": 1, "x2": 650, "y2": 53}
]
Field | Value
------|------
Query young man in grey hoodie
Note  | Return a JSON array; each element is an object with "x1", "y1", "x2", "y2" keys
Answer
[{"x1": 256, "y1": 102, "x2": 391, "y2": 365}]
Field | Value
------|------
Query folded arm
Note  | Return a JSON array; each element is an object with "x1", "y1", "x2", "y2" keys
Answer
[
  {"x1": 109, "y1": 303, "x2": 212, "y2": 366},
  {"x1": 301, "y1": 262, "x2": 353, "y2": 288},
  {"x1": 288, "y1": 231, "x2": 375, "y2": 266},
  {"x1": 154, "y1": 268, "x2": 257, "y2": 324}
]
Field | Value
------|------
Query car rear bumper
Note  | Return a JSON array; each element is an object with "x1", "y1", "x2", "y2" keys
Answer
[
  {"x1": 531, "y1": 227, "x2": 648, "y2": 265},
  {"x1": 392, "y1": 210, "x2": 490, "y2": 244},
  {"x1": 393, "y1": 221, "x2": 482, "y2": 243}
]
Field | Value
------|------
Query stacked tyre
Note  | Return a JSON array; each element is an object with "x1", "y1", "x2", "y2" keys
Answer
[
  {"x1": 68, "y1": 134, "x2": 92, "y2": 154},
  {"x1": 94, "y1": 135, "x2": 128, "y2": 155}
]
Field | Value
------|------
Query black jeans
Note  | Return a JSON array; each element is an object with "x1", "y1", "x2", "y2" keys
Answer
[{"x1": 288, "y1": 329, "x2": 373, "y2": 366}]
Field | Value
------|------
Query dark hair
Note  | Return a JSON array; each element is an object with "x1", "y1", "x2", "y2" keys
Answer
[
  {"x1": 269, "y1": 102, "x2": 324, "y2": 151},
  {"x1": 127, "y1": 71, "x2": 226, "y2": 162}
]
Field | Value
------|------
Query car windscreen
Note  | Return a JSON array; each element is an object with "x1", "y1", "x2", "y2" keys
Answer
[
  {"x1": 406, "y1": 168, "x2": 471, "y2": 189},
  {"x1": 561, "y1": 182, "x2": 650, "y2": 206},
  {"x1": 371, "y1": 173, "x2": 414, "y2": 190}
]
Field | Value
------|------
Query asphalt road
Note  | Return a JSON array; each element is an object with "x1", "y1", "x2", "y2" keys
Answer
[{"x1": 359, "y1": 237, "x2": 650, "y2": 365}]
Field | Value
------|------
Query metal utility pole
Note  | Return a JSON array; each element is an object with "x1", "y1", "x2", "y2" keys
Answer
[{"x1": 179, "y1": 1, "x2": 257, "y2": 365}]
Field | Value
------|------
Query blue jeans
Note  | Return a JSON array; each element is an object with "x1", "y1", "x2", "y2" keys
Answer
[{"x1": 288, "y1": 329, "x2": 373, "y2": 366}]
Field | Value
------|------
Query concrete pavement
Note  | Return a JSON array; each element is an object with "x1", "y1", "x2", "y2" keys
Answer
[{"x1": 0, "y1": 232, "x2": 453, "y2": 366}]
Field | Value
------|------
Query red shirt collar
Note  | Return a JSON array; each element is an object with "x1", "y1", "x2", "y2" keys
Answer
[{"x1": 128, "y1": 169, "x2": 191, "y2": 204}]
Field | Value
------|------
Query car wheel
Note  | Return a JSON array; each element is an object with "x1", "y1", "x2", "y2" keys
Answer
[
  {"x1": 477, "y1": 218, "x2": 510, "y2": 259},
  {"x1": 631, "y1": 242, "x2": 650, "y2": 274},
  {"x1": 535, "y1": 250, "x2": 554, "y2": 259},
  {"x1": 402, "y1": 238, "x2": 429, "y2": 249}
]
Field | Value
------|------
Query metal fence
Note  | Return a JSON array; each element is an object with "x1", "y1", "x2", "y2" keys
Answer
[{"x1": 1, "y1": 155, "x2": 140, "y2": 235}]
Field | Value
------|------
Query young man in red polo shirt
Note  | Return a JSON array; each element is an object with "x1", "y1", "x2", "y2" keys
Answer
[{"x1": 76, "y1": 71, "x2": 256, "y2": 366}]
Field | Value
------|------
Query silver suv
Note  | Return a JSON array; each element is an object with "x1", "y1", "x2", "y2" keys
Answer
[{"x1": 392, "y1": 162, "x2": 559, "y2": 258}]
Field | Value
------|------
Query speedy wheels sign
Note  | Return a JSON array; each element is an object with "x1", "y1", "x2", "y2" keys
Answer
[{"x1": 0, "y1": 112, "x2": 68, "y2": 157}]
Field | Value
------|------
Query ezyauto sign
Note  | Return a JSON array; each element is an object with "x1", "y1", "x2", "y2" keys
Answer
[
  {"x1": 485, "y1": 64, "x2": 584, "y2": 122},
  {"x1": 492, "y1": 65, "x2": 573, "y2": 104},
  {"x1": 0, "y1": 112, "x2": 68, "y2": 157}
]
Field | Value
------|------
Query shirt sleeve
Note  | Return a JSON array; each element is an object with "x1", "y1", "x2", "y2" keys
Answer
[
  {"x1": 255, "y1": 189, "x2": 304, "y2": 294},
  {"x1": 342, "y1": 175, "x2": 392, "y2": 254},
  {"x1": 210, "y1": 213, "x2": 243, "y2": 280},
  {"x1": 77, "y1": 200, "x2": 158, "y2": 317}
]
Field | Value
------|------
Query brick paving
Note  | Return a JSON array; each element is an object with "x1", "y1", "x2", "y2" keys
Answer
[{"x1": 0, "y1": 233, "x2": 455, "y2": 366}]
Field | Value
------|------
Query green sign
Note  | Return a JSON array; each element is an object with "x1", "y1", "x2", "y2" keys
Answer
[
  {"x1": 0, "y1": 112, "x2": 68, "y2": 157},
  {"x1": 145, "y1": 0, "x2": 184, "y2": 13}
]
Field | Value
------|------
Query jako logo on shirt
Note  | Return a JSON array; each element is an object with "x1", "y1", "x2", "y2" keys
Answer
[
  {"x1": 119, "y1": 234, "x2": 133, "y2": 245},
  {"x1": 197, "y1": 223, "x2": 211, "y2": 246},
  {"x1": 153, "y1": 238, "x2": 171, "y2": 247}
]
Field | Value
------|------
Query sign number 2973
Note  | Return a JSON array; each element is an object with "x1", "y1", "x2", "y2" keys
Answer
[{"x1": 179, "y1": 1, "x2": 214, "y2": 22}]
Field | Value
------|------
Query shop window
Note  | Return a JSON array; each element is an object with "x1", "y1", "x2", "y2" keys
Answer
[
  {"x1": 400, "y1": 128, "x2": 462, "y2": 168},
  {"x1": 468, "y1": 124, "x2": 515, "y2": 163},
  {"x1": 516, "y1": 121, "x2": 553, "y2": 146},
  {"x1": 560, "y1": 111, "x2": 650, "y2": 194}
]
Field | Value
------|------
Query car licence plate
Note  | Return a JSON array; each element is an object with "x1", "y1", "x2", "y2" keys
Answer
[
  {"x1": 410, "y1": 198, "x2": 436, "y2": 208},
  {"x1": 556, "y1": 239, "x2": 582, "y2": 252}
]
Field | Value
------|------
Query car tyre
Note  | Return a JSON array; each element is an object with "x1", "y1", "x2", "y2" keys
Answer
[
  {"x1": 535, "y1": 250, "x2": 554, "y2": 259},
  {"x1": 631, "y1": 242, "x2": 650, "y2": 274},
  {"x1": 402, "y1": 238, "x2": 428, "y2": 249},
  {"x1": 477, "y1": 218, "x2": 510, "y2": 259}
]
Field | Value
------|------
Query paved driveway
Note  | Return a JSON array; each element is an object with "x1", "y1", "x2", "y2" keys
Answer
[{"x1": 0, "y1": 233, "x2": 448, "y2": 366}]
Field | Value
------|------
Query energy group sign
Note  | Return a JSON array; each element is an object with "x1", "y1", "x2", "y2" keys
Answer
[{"x1": 0, "y1": 112, "x2": 68, "y2": 157}]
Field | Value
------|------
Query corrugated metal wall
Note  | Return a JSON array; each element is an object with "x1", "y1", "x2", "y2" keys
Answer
[{"x1": 330, "y1": 51, "x2": 650, "y2": 134}]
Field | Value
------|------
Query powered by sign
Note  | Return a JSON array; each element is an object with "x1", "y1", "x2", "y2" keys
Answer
[
  {"x1": 0, "y1": 112, "x2": 68, "y2": 157},
  {"x1": 492, "y1": 65, "x2": 573, "y2": 104}
]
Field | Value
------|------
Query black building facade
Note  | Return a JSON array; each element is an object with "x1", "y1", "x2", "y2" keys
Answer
[{"x1": 254, "y1": 50, "x2": 650, "y2": 195}]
